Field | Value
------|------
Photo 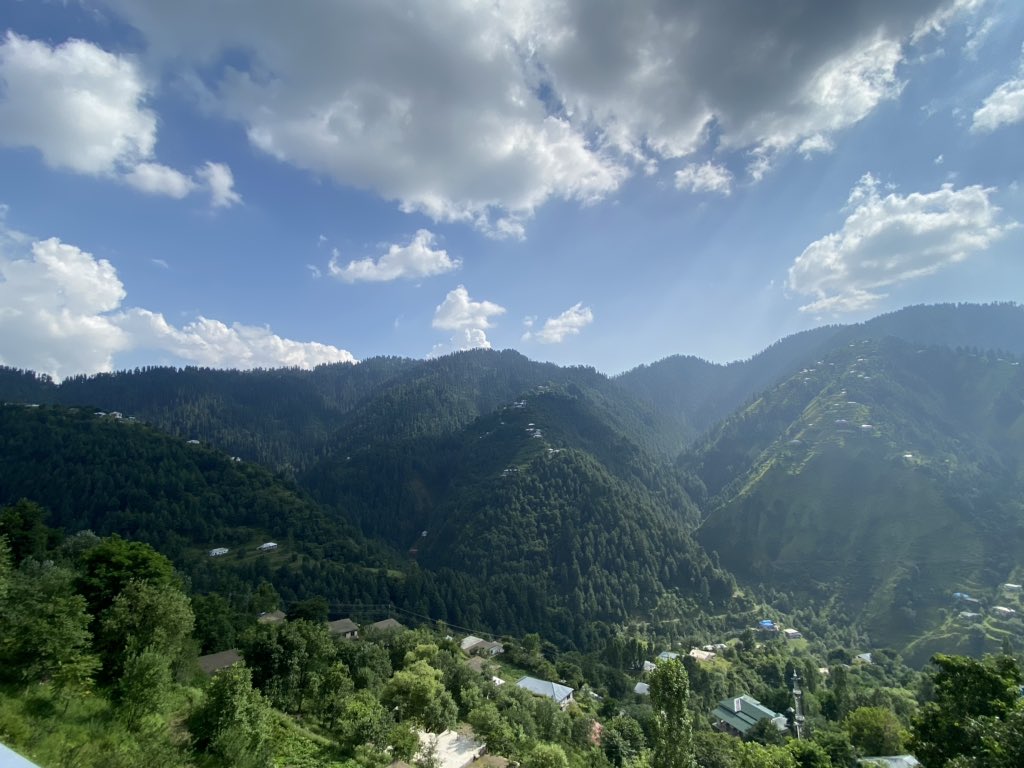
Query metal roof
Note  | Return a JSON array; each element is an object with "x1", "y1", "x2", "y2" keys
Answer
[{"x1": 516, "y1": 676, "x2": 574, "y2": 703}]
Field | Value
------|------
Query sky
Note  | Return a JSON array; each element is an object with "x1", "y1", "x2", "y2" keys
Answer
[{"x1": 1, "y1": 0, "x2": 1023, "y2": 380}]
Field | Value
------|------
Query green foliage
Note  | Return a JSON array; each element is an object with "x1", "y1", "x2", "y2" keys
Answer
[
  {"x1": 844, "y1": 706, "x2": 906, "y2": 757},
  {"x1": 240, "y1": 619, "x2": 339, "y2": 715},
  {"x1": 0, "y1": 499, "x2": 51, "y2": 563},
  {"x1": 0, "y1": 561, "x2": 98, "y2": 688},
  {"x1": 522, "y1": 742, "x2": 570, "y2": 768},
  {"x1": 189, "y1": 663, "x2": 273, "y2": 765},
  {"x1": 649, "y1": 659, "x2": 696, "y2": 768},
  {"x1": 382, "y1": 659, "x2": 458, "y2": 732},
  {"x1": 116, "y1": 647, "x2": 172, "y2": 729},
  {"x1": 99, "y1": 579, "x2": 195, "y2": 680},
  {"x1": 909, "y1": 654, "x2": 1023, "y2": 767},
  {"x1": 76, "y1": 535, "x2": 178, "y2": 619}
]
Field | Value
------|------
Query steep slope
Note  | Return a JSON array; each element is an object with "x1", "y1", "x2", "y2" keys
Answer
[
  {"x1": 0, "y1": 404, "x2": 407, "y2": 607},
  {"x1": 303, "y1": 385, "x2": 735, "y2": 646},
  {"x1": 617, "y1": 302, "x2": 1024, "y2": 448},
  {"x1": 687, "y1": 339, "x2": 1024, "y2": 660}
]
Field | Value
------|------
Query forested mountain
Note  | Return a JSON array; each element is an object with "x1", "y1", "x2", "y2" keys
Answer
[
  {"x1": 2, "y1": 303, "x2": 1023, "y2": 659},
  {"x1": 617, "y1": 302, "x2": 1024, "y2": 449},
  {"x1": 688, "y1": 337, "x2": 1024, "y2": 663},
  {"x1": 303, "y1": 385, "x2": 735, "y2": 646}
]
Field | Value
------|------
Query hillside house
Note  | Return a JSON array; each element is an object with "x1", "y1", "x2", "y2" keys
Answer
[
  {"x1": 856, "y1": 653, "x2": 874, "y2": 664},
  {"x1": 758, "y1": 619, "x2": 779, "y2": 632},
  {"x1": 197, "y1": 648, "x2": 241, "y2": 675},
  {"x1": 327, "y1": 618, "x2": 359, "y2": 639},
  {"x1": 187, "y1": 439, "x2": 200, "y2": 445},
  {"x1": 642, "y1": 660, "x2": 657, "y2": 672},
  {"x1": 633, "y1": 682, "x2": 650, "y2": 696},
  {"x1": 689, "y1": 648, "x2": 716, "y2": 662},
  {"x1": 516, "y1": 677, "x2": 574, "y2": 709},
  {"x1": 370, "y1": 618, "x2": 405, "y2": 632},
  {"x1": 958, "y1": 611, "x2": 982, "y2": 620},
  {"x1": 257, "y1": 542, "x2": 278, "y2": 552},
  {"x1": 1004, "y1": 583, "x2": 1022, "y2": 592},
  {"x1": 208, "y1": 547, "x2": 229, "y2": 557},
  {"x1": 656, "y1": 651, "x2": 680, "y2": 662},
  {"x1": 857, "y1": 757, "x2": 921, "y2": 768},
  {"x1": 993, "y1": 606, "x2": 1017, "y2": 618},
  {"x1": 257, "y1": 610, "x2": 286, "y2": 624},
  {"x1": 783, "y1": 628, "x2": 803, "y2": 640},
  {"x1": 712, "y1": 695, "x2": 787, "y2": 737}
]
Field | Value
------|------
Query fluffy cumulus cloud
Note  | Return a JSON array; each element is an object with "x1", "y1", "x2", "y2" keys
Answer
[
  {"x1": 971, "y1": 70, "x2": 1024, "y2": 132},
  {"x1": 0, "y1": 223, "x2": 353, "y2": 379},
  {"x1": 0, "y1": 32, "x2": 239, "y2": 208},
  {"x1": 328, "y1": 229, "x2": 459, "y2": 283},
  {"x1": 674, "y1": 162, "x2": 733, "y2": 196},
  {"x1": 788, "y1": 173, "x2": 1017, "y2": 313},
  {"x1": 90, "y1": 0, "x2": 977, "y2": 233},
  {"x1": 431, "y1": 285, "x2": 506, "y2": 355},
  {"x1": 523, "y1": 303, "x2": 594, "y2": 344}
]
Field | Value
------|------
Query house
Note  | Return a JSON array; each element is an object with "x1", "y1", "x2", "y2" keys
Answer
[
  {"x1": 369, "y1": 618, "x2": 405, "y2": 632},
  {"x1": 473, "y1": 640, "x2": 504, "y2": 656},
  {"x1": 460, "y1": 635, "x2": 485, "y2": 652},
  {"x1": 491, "y1": 676, "x2": 505, "y2": 686},
  {"x1": 208, "y1": 547, "x2": 229, "y2": 557},
  {"x1": 633, "y1": 682, "x2": 650, "y2": 696},
  {"x1": 783, "y1": 628, "x2": 803, "y2": 641},
  {"x1": 703, "y1": 644, "x2": 728, "y2": 652},
  {"x1": 993, "y1": 606, "x2": 1017, "y2": 618},
  {"x1": 857, "y1": 757, "x2": 920, "y2": 768},
  {"x1": 1004, "y1": 583, "x2": 1022, "y2": 592},
  {"x1": 257, "y1": 542, "x2": 278, "y2": 552},
  {"x1": 327, "y1": 617, "x2": 359, "y2": 639},
  {"x1": 757, "y1": 619, "x2": 778, "y2": 632},
  {"x1": 958, "y1": 611, "x2": 982, "y2": 620},
  {"x1": 953, "y1": 592, "x2": 971, "y2": 600},
  {"x1": 855, "y1": 653, "x2": 874, "y2": 665},
  {"x1": 257, "y1": 610, "x2": 286, "y2": 624},
  {"x1": 689, "y1": 648, "x2": 716, "y2": 662},
  {"x1": 198, "y1": 648, "x2": 242, "y2": 675},
  {"x1": 187, "y1": 439, "x2": 200, "y2": 445},
  {"x1": 516, "y1": 677, "x2": 574, "y2": 709},
  {"x1": 656, "y1": 651, "x2": 680, "y2": 662},
  {"x1": 712, "y1": 695, "x2": 787, "y2": 737},
  {"x1": 642, "y1": 660, "x2": 657, "y2": 673}
]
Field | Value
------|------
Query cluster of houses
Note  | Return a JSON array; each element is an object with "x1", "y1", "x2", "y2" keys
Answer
[
  {"x1": 206, "y1": 541, "x2": 278, "y2": 557},
  {"x1": 953, "y1": 587, "x2": 1021, "y2": 621}
]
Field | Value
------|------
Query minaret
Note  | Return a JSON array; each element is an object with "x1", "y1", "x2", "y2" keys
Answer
[{"x1": 790, "y1": 670, "x2": 805, "y2": 739}]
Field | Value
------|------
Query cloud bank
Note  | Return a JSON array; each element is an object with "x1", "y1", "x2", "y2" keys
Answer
[{"x1": 0, "y1": 224, "x2": 353, "y2": 379}]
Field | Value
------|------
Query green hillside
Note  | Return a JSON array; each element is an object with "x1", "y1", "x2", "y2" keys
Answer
[
  {"x1": 617, "y1": 302, "x2": 1024, "y2": 448},
  {"x1": 691, "y1": 339, "x2": 1024, "y2": 662},
  {"x1": 303, "y1": 385, "x2": 734, "y2": 646}
]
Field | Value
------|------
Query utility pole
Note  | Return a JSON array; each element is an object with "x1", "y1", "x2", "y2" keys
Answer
[{"x1": 789, "y1": 669, "x2": 806, "y2": 739}]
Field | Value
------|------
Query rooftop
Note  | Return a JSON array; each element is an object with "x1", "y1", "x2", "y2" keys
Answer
[{"x1": 516, "y1": 676, "x2": 574, "y2": 703}]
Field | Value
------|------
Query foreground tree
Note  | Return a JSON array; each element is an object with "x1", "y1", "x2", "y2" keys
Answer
[
  {"x1": 189, "y1": 664, "x2": 273, "y2": 766},
  {"x1": 649, "y1": 658, "x2": 696, "y2": 768},
  {"x1": 910, "y1": 654, "x2": 1023, "y2": 767}
]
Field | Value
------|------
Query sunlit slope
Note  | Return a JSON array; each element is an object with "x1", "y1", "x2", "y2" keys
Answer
[{"x1": 690, "y1": 339, "x2": 1024, "y2": 658}]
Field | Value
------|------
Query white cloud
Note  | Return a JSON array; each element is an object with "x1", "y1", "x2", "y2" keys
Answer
[
  {"x1": 196, "y1": 161, "x2": 243, "y2": 208},
  {"x1": 0, "y1": 32, "x2": 156, "y2": 175},
  {"x1": 430, "y1": 285, "x2": 505, "y2": 354},
  {"x1": 0, "y1": 33, "x2": 240, "y2": 208},
  {"x1": 674, "y1": 162, "x2": 733, "y2": 196},
  {"x1": 328, "y1": 229, "x2": 459, "y2": 283},
  {"x1": 971, "y1": 75, "x2": 1024, "y2": 133},
  {"x1": 788, "y1": 173, "x2": 1017, "y2": 313},
  {"x1": 124, "y1": 162, "x2": 197, "y2": 198},
  {"x1": 91, "y1": 0, "x2": 976, "y2": 231},
  {"x1": 0, "y1": 223, "x2": 353, "y2": 379},
  {"x1": 523, "y1": 303, "x2": 594, "y2": 344}
]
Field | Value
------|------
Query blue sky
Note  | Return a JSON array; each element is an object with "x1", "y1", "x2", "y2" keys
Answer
[{"x1": 1, "y1": 0, "x2": 1022, "y2": 379}]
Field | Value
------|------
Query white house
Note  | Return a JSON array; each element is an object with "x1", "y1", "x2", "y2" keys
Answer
[
  {"x1": 992, "y1": 606, "x2": 1017, "y2": 618},
  {"x1": 257, "y1": 542, "x2": 278, "y2": 552},
  {"x1": 208, "y1": 547, "x2": 229, "y2": 557}
]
